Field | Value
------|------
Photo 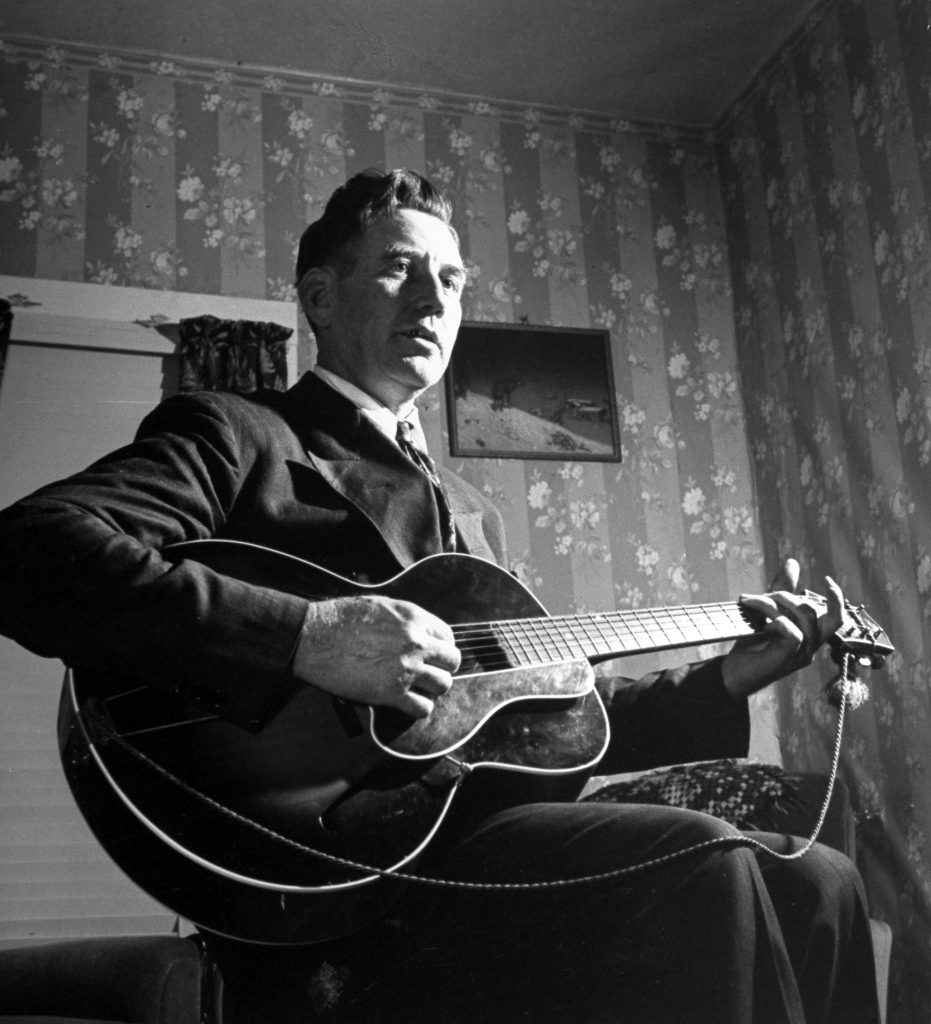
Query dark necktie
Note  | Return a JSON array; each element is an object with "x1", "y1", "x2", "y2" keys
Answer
[{"x1": 395, "y1": 420, "x2": 457, "y2": 552}]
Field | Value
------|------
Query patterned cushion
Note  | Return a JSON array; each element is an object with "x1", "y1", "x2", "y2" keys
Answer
[{"x1": 582, "y1": 758, "x2": 800, "y2": 829}]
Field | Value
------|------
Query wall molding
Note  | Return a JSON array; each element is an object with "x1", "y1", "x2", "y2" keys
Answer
[{"x1": 1, "y1": 34, "x2": 709, "y2": 141}]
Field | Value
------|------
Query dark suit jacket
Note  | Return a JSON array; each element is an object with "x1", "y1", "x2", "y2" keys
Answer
[
  {"x1": 0, "y1": 372, "x2": 747, "y2": 769},
  {"x1": 0, "y1": 373, "x2": 505, "y2": 729}
]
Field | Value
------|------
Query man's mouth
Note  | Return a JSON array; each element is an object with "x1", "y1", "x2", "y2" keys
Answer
[{"x1": 400, "y1": 327, "x2": 438, "y2": 345}]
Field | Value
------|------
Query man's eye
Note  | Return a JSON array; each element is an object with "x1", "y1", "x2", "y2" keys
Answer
[{"x1": 444, "y1": 276, "x2": 463, "y2": 293}]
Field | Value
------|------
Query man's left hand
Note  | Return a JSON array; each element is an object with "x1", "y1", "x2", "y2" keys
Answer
[{"x1": 721, "y1": 558, "x2": 844, "y2": 699}]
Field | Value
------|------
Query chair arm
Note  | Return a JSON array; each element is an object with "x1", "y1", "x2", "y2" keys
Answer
[{"x1": 0, "y1": 936, "x2": 201, "y2": 1024}]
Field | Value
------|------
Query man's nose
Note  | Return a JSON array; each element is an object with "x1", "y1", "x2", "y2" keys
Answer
[{"x1": 411, "y1": 269, "x2": 447, "y2": 315}]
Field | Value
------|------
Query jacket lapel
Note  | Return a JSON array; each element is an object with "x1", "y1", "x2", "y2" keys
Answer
[{"x1": 279, "y1": 374, "x2": 446, "y2": 567}]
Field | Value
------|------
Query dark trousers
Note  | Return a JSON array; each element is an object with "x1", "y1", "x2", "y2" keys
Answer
[{"x1": 206, "y1": 801, "x2": 880, "y2": 1024}]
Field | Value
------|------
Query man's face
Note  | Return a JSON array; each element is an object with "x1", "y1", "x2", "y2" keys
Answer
[{"x1": 316, "y1": 208, "x2": 466, "y2": 412}]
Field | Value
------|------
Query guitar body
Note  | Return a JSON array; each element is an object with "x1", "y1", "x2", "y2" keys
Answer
[{"x1": 60, "y1": 541, "x2": 610, "y2": 943}]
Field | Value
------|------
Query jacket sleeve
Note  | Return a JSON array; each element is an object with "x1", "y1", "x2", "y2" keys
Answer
[
  {"x1": 0, "y1": 393, "x2": 307, "y2": 731},
  {"x1": 594, "y1": 656, "x2": 750, "y2": 773}
]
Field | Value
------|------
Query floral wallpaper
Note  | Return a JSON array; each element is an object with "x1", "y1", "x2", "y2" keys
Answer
[
  {"x1": 1, "y1": 0, "x2": 929, "y2": 1016},
  {"x1": 0, "y1": 32, "x2": 764, "y2": 640},
  {"x1": 718, "y1": 0, "x2": 931, "y2": 1019}
]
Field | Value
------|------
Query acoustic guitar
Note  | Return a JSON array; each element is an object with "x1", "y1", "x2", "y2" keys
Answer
[{"x1": 59, "y1": 539, "x2": 892, "y2": 943}]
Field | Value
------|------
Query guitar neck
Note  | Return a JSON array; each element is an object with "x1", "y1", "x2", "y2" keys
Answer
[{"x1": 487, "y1": 602, "x2": 756, "y2": 667}]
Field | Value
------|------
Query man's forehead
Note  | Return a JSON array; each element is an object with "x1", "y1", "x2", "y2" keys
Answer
[{"x1": 367, "y1": 210, "x2": 461, "y2": 260}]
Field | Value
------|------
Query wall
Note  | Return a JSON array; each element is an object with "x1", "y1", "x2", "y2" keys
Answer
[
  {"x1": 0, "y1": 28, "x2": 782, "y2": 945},
  {"x1": 717, "y1": 0, "x2": 931, "y2": 1019},
  {"x1": 0, "y1": 35, "x2": 771, "y2": 679}
]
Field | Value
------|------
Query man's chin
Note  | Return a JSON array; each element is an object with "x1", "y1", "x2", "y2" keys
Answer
[{"x1": 395, "y1": 355, "x2": 446, "y2": 392}]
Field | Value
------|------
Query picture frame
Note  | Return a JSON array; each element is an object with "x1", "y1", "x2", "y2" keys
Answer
[{"x1": 444, "y1": 321, "x2": 621, "y2": 461}]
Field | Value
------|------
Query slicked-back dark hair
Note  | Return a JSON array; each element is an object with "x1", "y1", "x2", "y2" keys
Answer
[{"x1": 294, "y1": 168, "x2": 456, "y2": 286}]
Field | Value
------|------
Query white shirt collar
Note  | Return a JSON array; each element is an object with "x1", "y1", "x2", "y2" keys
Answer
[{"x1": 312, "y1": 365, "x2": 425, "y2": 445}]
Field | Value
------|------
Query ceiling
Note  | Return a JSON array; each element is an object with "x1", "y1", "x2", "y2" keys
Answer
[{"x1": 1, "y1": 0, "x2": 821, "y2": 127}]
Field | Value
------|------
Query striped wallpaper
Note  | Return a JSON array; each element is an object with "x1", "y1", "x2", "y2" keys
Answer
[{"x1": 718, "y1": 1, "x2": 931, "y2": 1019}]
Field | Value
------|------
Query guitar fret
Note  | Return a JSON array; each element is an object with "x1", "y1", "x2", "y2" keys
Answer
[
  {"x1": 589, "y1": 612, "x2": 637, "y2": 652},
  {"x1": 677, "y1": 606, "x2": 708, "y2": 645},
  {"x1": 588, "y1": 614, "x2": 619, "y2": 658},
  {"x1": 498, "y1": 622, "x2": 537, "y2": 665},
  {"x1": 540, "y1": 617, "x2": 586, "y2": 660},
  {"x1": 576, "y1": 616, "x2": 608, "y2": 658},
  {"x1": 518, "y1": 619, "x2": 542, "y2": 662},
  {"x1": 634, "y1": 609, "x2": 667, "y2": 646}
]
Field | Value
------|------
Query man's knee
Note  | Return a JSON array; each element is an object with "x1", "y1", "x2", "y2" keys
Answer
[{"x1": 755, "y1": 835, "x2": 869, "y2": 923}]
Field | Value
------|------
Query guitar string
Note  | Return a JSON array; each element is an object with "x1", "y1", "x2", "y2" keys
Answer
[
  {"x1": 447, "y1": 606, "x2": 753, "y2": 672},
  {"x1": 82, "y1": 657, "x2": 854, "y2": 893},
  {"x1": 450, "y1": 607, "x2": 750, "y2": 650},
  {"x1": 445, "y1": 593, "x2": 877, "y2": 653},
  {"x1": 449, "y1": 602, "x2": 748, "y2": 644},
  {"x1": 448, "y1": 597, "x2": 880, "y2": 671}
]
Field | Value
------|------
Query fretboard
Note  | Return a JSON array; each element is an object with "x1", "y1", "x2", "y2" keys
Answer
[{"x1": 458, "y1": 602, "x2": 756, "y2": 668}]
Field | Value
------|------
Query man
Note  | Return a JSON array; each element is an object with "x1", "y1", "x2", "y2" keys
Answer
[{"x1": 0, "y1": 169, "x2": 878, "y2": 1023}]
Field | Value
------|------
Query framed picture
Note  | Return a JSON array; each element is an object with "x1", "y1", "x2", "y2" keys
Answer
[{"x1": 445, "y1": 321, "x2": 621, "y2": 461}]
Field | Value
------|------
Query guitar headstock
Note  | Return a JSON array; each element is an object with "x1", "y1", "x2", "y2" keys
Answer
[{"x1": 825, "y1": 596, "x2": 894, "y2": 669}]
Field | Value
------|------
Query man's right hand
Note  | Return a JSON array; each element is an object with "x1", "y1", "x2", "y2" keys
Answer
[{"x1": 292, "y1": 595, "x2": 461, "y2": 718}]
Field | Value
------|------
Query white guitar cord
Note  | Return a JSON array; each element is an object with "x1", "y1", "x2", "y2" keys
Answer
[{"x1": 88, "y1": 654, "x2": 863, "y2": 892}]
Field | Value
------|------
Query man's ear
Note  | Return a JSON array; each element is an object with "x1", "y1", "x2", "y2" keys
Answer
[{"x1": 297, "y1": 267, "x2": 337, "y2": 328}]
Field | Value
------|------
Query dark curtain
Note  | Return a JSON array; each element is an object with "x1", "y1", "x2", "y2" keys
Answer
[{"x1": 178, "y1": 315, "x2": 293, "y2": 394}]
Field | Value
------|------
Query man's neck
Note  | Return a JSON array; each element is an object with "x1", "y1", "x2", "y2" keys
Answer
[
  {"x1": 313, "y1": 365, "x2": 417, "y2": 419},
  {"x1": 313, "y1": 367, "x2": 420, "y2": 438}
]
